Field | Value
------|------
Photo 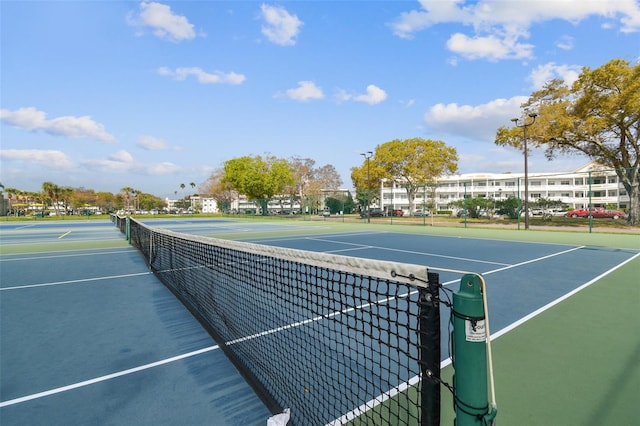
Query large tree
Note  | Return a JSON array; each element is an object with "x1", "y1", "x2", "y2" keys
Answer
[
  {"x1": 42, "y1": 182, "x2": 62, "y2": 216},
  {"x1": 281, "y1": 157, "x2": 343, "y2": 214},
  {"x1": 222, "y1": 154, "x2": 294, "y2": 215},
  {"x1": 200, "y1": 167, "x2": 238, "y2": 213},
  {"x1": 495, "y1": 59, "x2": 639, "y2": 225},
  {"x1": 352, "y1": 138, "x2": 458, "y2": 213}
]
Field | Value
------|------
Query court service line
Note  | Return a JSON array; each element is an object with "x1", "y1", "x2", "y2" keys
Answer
[
  {"x1": 0, "y1": 346, "x2": 219, "y2": 408},
  {"x1": 490, "y1": 250, "x2": 640, "y2": 341},
  {"x1": 58, "y1": 231, "x2": 72, "y2": 239},
  {"x1": 0, "y1": 272, "x2": 152, "y2": 291},
  {"x1": 477, "y1": 245, "x2": 586, "y2": 277},
  {"x1": 314, "y1": 237, "x2": 510, "y2": 267}
]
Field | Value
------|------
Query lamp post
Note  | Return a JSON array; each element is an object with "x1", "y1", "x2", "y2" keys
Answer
[
  {"x1": 511, "y1": 112, "x2": 537, "y2": 230},
  {"x1": 360, "y1": 151, "x2": 373, "y2": 223}
]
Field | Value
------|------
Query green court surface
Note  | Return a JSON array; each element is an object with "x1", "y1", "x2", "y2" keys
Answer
[{"x1": 440, "y1": 255, "x2": 639, "y2": 425}]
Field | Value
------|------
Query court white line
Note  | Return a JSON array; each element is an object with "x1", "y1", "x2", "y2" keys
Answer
[
  {"x1": 0, "y1": 272, "x2": 152, "y2": 291},
  {"x1": 58, "y1": 231, "x2": 72, "y2": 239},
  {"x1": 0, "y1": 249, "x2": 133, "y2": 262},
  {"x1": 312, "y1": 236, "x2": 511, "y2": 267},
  {"x1": 0, "y1": 346, "x2": 219, "y2": 408},
  {"x1": 478, "y1": 245, "x2": 586, "y2": 277},
  {"x1": 489, "y1": 250, "x2": 640, "y2": 340}
]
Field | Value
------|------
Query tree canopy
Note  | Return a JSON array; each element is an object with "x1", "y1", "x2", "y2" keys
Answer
[
  {"x1": 222, "y1": 154, "x2": 295, "y2": 214},
  {"x1": 351, "y1": 138, "x2": 458, "y2": 213},
  {"x1": 495, "y1": 58, "x2": 639, "y2": 225}
]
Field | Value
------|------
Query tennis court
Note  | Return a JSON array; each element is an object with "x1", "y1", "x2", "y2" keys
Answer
[{"x1": 1, "y1": 218, "x2": 638, "y2": 425}]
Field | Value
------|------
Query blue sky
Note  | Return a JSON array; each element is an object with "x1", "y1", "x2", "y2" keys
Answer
[{"x1": 1, "y1": 0, "x2": 639, "y2": 198}]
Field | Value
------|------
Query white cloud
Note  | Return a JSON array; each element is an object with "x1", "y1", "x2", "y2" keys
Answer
[
  {"x1": 528, "y1": 62, "x2": 582, "y2": 90},
  {"x1": 158, "y1": 67, "x2": 245, "y2": 85},
  {"x1": 109, "y1": 150, "x2": 134, "y2": 163},
  {"x1": 390, "y1": 0, "x2": 640, "y2": 60},
  {"x1": 555, "y1": 35, "x2": 574, "y2": 50},
  {"x1": 285, "y1": 81, "x2": 324, "y2": 101},
  {"x1": 424, "y1": 95, "x2": 528, "y2": 141},
  {"x1": 0, "y1": 149, "x2": 74, "y2": 169},
  {"x1": 137, "y1": 135, "x2": 169, "y2": 151},
  {"x1": 334, "y1": 85, "x2": 387, "y2": 105},
  {"x1": 260, "y1": 4, "x2": 303, "y2": 46},
  {"x1": 127, "y1": 1, "x2": 196, "y2": 42},
  {"x1": 446, "y1": 32, "x2": 533, "y2": 61},
  {"x1": 0, "y1": 107, "x2": 115, "y2": 142},
  {"x1": 353, "y1": 85, "x2": 388, "y2": 105},
  {"x1": 82, "y1": 152, "x2": 181, "y2": 176}
]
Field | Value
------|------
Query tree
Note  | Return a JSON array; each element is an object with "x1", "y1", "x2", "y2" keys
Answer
[
  {"x1": 222, "y1": 154, "x2": 295, "y2": 215},
  {"x1": 495, "y1": 59, "x2": 640, "y2": 225},
  {"x1": 352, "y1": 138, "x2": 458, "y2": 213},
  {"x1": 449, "y1": 196, "x2": 493, "y2": 219},
  {"x1": 42, "y1": 182, "x2": 62, "y2": 216},
  {"x1": 201, "y1": 168, "x2": 238, "y2": 213},
  {"x1": 284, "y1": 157, "x2": 343, "y2": 215},
  {"x1": 324, "y1": 191, "x2": 355, "y2": 214},
  {"x1": 121, "y1": 187, "x2": 134, "y2": 211}
]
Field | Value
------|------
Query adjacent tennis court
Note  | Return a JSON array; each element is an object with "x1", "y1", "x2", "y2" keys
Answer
[{"x1": 1, "y1": 218, "x2": 638, "y2": 425}]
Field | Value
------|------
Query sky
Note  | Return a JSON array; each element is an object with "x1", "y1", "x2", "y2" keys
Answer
[{"x1": 1, "y1": 0, "x2": 639, "y2": 199}]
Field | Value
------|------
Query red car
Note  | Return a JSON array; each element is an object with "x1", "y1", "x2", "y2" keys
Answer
[{"x1": 566, "y1": 207, "x2": 626, "y2": 219}]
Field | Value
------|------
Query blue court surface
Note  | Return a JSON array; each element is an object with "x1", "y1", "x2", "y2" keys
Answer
[{"x1": 1, "y1": 218, "x2": 638, "y2": 425}]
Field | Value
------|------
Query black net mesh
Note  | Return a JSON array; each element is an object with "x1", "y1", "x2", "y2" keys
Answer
[{"x1": 117, "y1": 216, "x2": 440, "y2": 425}]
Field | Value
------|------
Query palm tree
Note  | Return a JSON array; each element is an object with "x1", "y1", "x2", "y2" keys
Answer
[
  {"x1": 42, "y1": 182, "x2": 62, "y2": 216},
  {"x1": 134, "y1": 189, "x2": 142, "y2": 211},
  {"x1": 121, "y1": 187, "x2": 134, "y2": 212}
]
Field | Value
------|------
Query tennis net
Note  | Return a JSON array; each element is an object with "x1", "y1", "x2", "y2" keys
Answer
[{"x1": 115, "y1": 216, "x2": 442, "y2": 425}]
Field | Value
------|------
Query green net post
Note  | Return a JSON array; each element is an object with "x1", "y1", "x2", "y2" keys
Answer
[
  {"x1": 452, "y1": 274, "x2": 496, "y2": 425},
  {"x1": 125, "y1": 216, "x2": 131, "y2": 243}
]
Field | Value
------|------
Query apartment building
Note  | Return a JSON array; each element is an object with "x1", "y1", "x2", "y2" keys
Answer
[
  {"x1": 379, "y1": 161, "x2": 631, "y2": 214},
  {"x1": 184, "y1": 161, "x2": 630, "y2": 215}
]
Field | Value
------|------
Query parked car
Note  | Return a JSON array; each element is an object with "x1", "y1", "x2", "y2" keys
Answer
[
  {"x1": 388, "y1": 209, "x2": 404, "y2": 217},
  {"x1": 565, "y1": 207, "x2": 626, "y2": 219},
  {"x1": 360, "y1": 208, "x2": 386, "y2": 218},
  {"x1": 413, "y1": 209, "x2": 430, "y2": 217}
]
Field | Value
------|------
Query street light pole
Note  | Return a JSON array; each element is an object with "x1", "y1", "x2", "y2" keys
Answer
[
  {"x1": 511, "y1": 112, "x2": 537, "y2": 230},
  {"x1": 360, "y1": 151, "x2": 373, "y2": 223}
]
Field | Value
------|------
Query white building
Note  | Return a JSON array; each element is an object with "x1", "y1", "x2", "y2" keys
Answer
[
  {"x1": 170, "y1": 162, "x2": 631, "y2": 215},
  {"x1": 379, "y1": 162, "x2": 631, "y2": 214}
]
